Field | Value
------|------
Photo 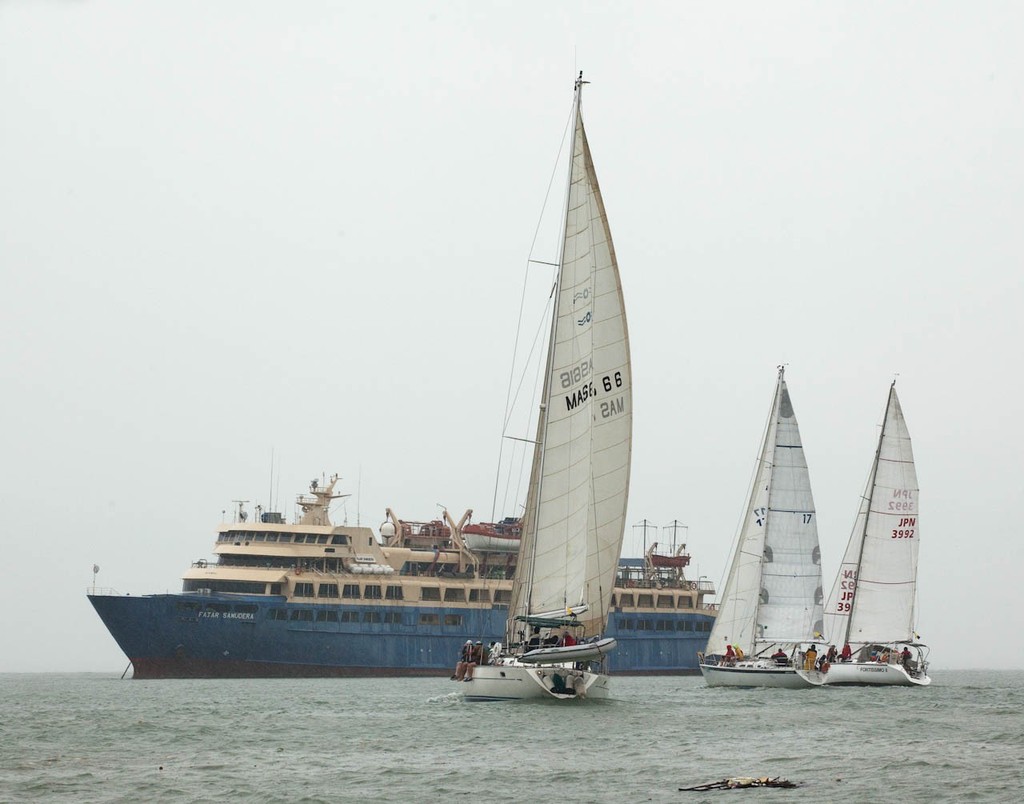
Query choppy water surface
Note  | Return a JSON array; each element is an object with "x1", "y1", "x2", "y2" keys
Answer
[{"x1": 2, "y1": 671, "x2": 1021, "y2": 802}]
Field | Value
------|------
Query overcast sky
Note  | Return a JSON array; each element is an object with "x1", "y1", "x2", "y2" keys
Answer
[{"x1": 2, "y1": 1, "x2": 1021, "y2": 672}]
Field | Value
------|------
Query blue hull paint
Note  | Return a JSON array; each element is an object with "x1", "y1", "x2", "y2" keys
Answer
[{"x1": 88, "y1": 593, "x2": 712, "y2": 678}]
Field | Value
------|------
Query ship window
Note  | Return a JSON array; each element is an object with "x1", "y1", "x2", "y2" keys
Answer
[
  {"x1": 270, "y1": 584, "x2": 282, "y2": 595},
  {"x1": 620, "y1": 619, "x2": 635, "y2": 630},
  {"x1": 419, "y1": 613, "x2": 440, "y2": 626},
  {"x1": 270, "y1": 608, "x2": 288, "y2": 620},
  {"x1": 278, "y1": 534, "x2": 292, "y2": 543},
  {"x1": 676, "y1": 620, "x2": 693, "y2": 631},
  {"x1": 618, "y1": 594, "x2": 635, "y2": 608},
  {"x1": 383, "y1": 612, "x2": 403, "y2": 624},
  {"x1": 637, "y1": 594, "x2": 654, "y2": 608},
  {"x1": 234, "y1": 604, "x2": 258, "y2": 614},
  {"x1": 266, "y1": 534, "x2": 278, "y2": 542},
  {"x1": 468, "y1": 589, "x2": 491, "y2": 603},
  {"x1": 294, "y1": 582, "x2": 315, "y2": 598},
  {"x1": 340, "y1": 611, "x2": 360, "y2": 623},
  {"x1": 443, "y1": 588, "x2": 466, "y2": 603},
  {"x1": 316, "y1": 610, "x2": 339, "y2": 623},
  {"x1": 444, "y1": 614, "x2": 463, "y2": 626},
  {"x1": 342, "y1": 584, "x2": 361, "y2": 599},
  {"x1": 318, "y1": 584, "x2": 339, "y2": 598},
  {"x1": 364, "y1": 585, "x2": 382, "y2": 599},
  {"x1": 317, "y1": 535, "x2": 329, "y2": 544},
  {"x1": 702, "y1": 620, "x2": 713, "y2": 632},
  {"x1": 331, "y1": 535, "x2": 349, "y2": 545},
  {"x1": 290, "y1": 609, "x2": 313, "y2": 622},
  {"x1": 363, "y1": 612, "x2": 381, "y2": 623},
  {"x1": 385, "y1": 586, "x2": 404, "y2": 600},
  {"x1": 176, "y1": 602, "x2": 200, "y2": 613},
  {"x1": 677, "y1": 596, "x2": 693, "y2": 609},
  {"x1": 493, "y1": 589, "x2": 511, "y2": 604},
  {"x1": 293, "y1": 535, "x2": 307, "y2": 544},
  {"x1": 420, "y1": 587, "x2": 441, "y2": 601},
  {"x1": 636, "y1": 619, "x2": 653, "y2": 631},
  {"x1": 656, "y1": 620, "x2": 672, "y2": 631},
  {"x1": 254, "y1": 534, "x2": 266, "y2": 542},
  {"x1": 657, "y1": 596, "x2": 674, "y2": 609}
]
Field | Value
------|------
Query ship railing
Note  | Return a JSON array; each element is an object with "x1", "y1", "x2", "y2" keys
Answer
[{"x1": 86, "y1": 587, "x2": 122, "y2": 596}]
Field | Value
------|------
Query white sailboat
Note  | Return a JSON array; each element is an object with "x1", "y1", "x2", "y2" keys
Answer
[
  {"x1": 698, "y1": 368, "x2": 827, "y2": 688},
  {"x1": 462, "y1": 73, "x2": 631, "y2": 701},
  {"x1": 823, "y1": 382, "x2": 930, "y2": 686}
]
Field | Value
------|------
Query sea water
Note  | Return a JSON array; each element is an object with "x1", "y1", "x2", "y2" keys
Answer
[{"x1": 1, "y1": 671, "x2": 1021, "y2": 803}]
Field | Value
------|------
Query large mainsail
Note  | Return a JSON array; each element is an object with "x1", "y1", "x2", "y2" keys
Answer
[
  {"x1": 509, "y1": 80, "x2": 632, "y2": 640},
  {"x1": 707, "y1": 369, "x2": 824, "y2": 656},
  {"x1": 824, "y1": 384, "x2": 919, "y2": 646}
]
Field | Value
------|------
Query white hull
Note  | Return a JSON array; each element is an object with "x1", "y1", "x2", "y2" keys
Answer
[
  {"x1": 699, "y1": 661, "x2": 826, "y2": 689},
  {"x1": 825, "y1": 661, "x2": 931, "y2": 686},
  {"x1": 461, "y1": 663, "x2": 611, "y2": 701}
]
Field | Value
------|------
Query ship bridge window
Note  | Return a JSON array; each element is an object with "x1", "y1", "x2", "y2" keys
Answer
[
  {"x1": 385, "y1": 586, "x2": 404, "y2": 601},
  {"x1": 290, "y1": 609, "x2": 314, "y2": 622},
  {"x1": 618, "y1": 594, "x2": 635, "y2": 608},
  {"x1": 342, "y1": 584, "x2": 360, "y2": 599},
  {"x1": 656, "y1": 620, "x2": 672, "y2": 631},
  {"x1": 293, "y1": 535, "x2": 308, "y2": 544},
  {"x1": 269, "y1": 608, "x2": 288, "y2": 621},
  {"x1": 318, "y1": 584, "x2": 339, "y2": 598},
  {"x1": 657, "y1": 596, "x2": 674, "y2": 609},
  {"x1": 331, "y1": 535, "x2": 349, "y2": 545},
  {"x1": 294, "y1": 582, "x2": 315, "y2": 598},
  {"x1": 266, "y1": 534, "x2": 279, "y2": 543},
  {"x1": 278, "y1": 535, "x2": 292, "y2": 543},
  {"x1": 678, "y1": 595, "x2": 694, "y2": 609},
  {"x1": 443, "y1": 588, "x2": 466, "y2": 603},
  {"x1": 364, "y1": 585, "x2": 382, "y2": 599},
  {"x1": 636, "y1": 619, "x2": 653, "y2": 631},
  {"x1": 420, "y1": 587, "x2": 440, "y2": 601},
  {"x1": 619, "y1": 619, "x2": 636, "y2": 630},
  {"x1": 468, "y1": 589, "x2": 490, "y2": 603},
  {"x1": 316, "y1": 610, "x2": 339, "y2": 623},
  {"x1": 418, "y1": 613, "x2": 440, "y2": 626},
  {"x1": 270, "y1": 584, "x2": 282, "y2": 595},
  {"x1": 444, "y1": 614, "x2": 463, "y2": 626},
  {"x1": 317, "y1": 535, "x2": 329, "y2": 544},
  {"x1": 254, "y1": 534, "x2": 266, "y2": 542},
  {"x1": 676, "y1": 620, "x2": 694, "y2": 631},
  {"x1": 383, "y1": 612, "x2": 403, "y2": 625},
  {"x1": 493, "y1": 590, "x2": 511, "y2": 604},
  {"x1": 363, "y1": 612, "x2": 381, "y2": 623},
  {"x1": 340, "y1": 611, "x2": 359, "y2": 623},
  {"x1": 637, "y1": 594, "x2": 654, "y2": 608}
]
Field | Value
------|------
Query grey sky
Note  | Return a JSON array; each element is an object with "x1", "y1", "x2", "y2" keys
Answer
[{"x1": 2, "y1": 1, "x2": 1021, "y2": 672}]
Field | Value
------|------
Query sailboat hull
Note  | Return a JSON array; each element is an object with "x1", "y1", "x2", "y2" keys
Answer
[
  {"x1": 699, "y1": 661, "x2": 825, "y2": 689},
  {"x1": 460, "y1": 663, "x2": 611, "y2": 701},
  {"x1": 824, "y1": 662, "x2": 931, "y2": 686}
]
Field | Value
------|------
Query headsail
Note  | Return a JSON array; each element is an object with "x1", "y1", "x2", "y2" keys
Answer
[
  {"x1": 706, "y1": 368, "x2": 824, "y2": 656},
  {"x1": 824, "y1": 384, "x2": 919, "y2": 646},
  {"x1": 509, "y1": 76, "x2": 632, "y2": 640}
]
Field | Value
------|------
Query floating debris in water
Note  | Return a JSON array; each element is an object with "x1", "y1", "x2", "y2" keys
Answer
[{"x1": 679, "y1": 776, "x2": 800, "y2": 791}]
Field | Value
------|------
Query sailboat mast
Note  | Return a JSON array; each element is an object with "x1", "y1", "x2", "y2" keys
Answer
[
  {"x1": 842, "y1": 380, "x2": 896, "y2": 647},
  {"x1": 521, "y1": 73, "x2": 587, "y2": 619},
  {"x1": 748, "y1": 367, "x2": 783, "y2": 651}
]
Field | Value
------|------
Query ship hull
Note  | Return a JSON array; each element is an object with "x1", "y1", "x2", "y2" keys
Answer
[
  {"x1": 461, "y1": 664, "x2": 611, "y2": 701},
  {"x1": 824, "y1": 661, "x2": 931, "y2": 686},
  {"x1": 88, "y1": 593, "x2": 713, "y2": 678},
  {"x1": 699, "y1": 661, "x2": 826, "y2": 688}
]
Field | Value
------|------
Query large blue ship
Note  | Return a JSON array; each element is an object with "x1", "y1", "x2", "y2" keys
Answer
[{"x1": 89, "y1": 476, "x2": 716, "y2": 677}]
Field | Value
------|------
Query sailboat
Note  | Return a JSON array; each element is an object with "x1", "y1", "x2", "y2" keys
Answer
[
  {"x1": 823, "y1": 382, "x2": 930, "y2": 686},
  {"x1": 698, "y1": 368, "x2": 827, "y2": 688},
  {"x1": 461, "y1": 73, "x2": 631, "y2": 701}
]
